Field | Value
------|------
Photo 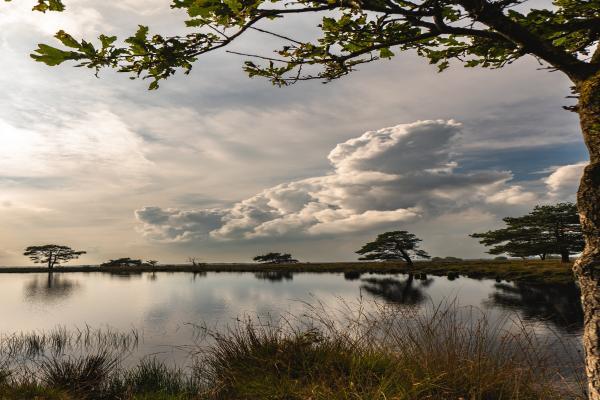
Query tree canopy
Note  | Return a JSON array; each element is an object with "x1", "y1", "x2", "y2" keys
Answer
[
  {"x1": 9, "y1": 0, "x2": 597, "y2": 89},
  {"x1": 356, "y1": 230, "x2": 430, "y2": 265},
  {"x1": 471, "y1": 202, "x2": 584, "y2": 262},
  {"x1": 23, "y1": 244, "x2": 86, "y2": 269},
  {"x1": 253, "y1": 252, "x2": 299, "y2": 263},
  {"x1": 100, "y1": 257, "x2": 144, "y2": 267}
]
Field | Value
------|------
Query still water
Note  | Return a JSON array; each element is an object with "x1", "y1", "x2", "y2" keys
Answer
[{"x1": 0, "y1": 271, "x2": 583, "y2": 363}]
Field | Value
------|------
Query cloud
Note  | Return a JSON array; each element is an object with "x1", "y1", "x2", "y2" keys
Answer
[
  {"x1": 135, "y1": 120, "x2": 536, "y2": 242},
  {"x1": 0, "y1": 109, "x2": 152, "y2": 186},
  {"x1": 135, "y1": 206, "x2": 225, "y2": 242},
  {"x1": 485, "y1": 185, "x2": 537, "y2": 205},
  {"x1": 545, "y1": 162, "x2": 587, "y2": 201}
]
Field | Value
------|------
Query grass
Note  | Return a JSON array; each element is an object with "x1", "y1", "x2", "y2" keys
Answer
[
  {"x1": 0, "y1": 326, "x2": 139, "y2": 359},
  {"x1": 0, "y1": 259, "x2": 575, "y2": 283},
  {"x1": 0, "y1": 302, "x2": 585, "y2": 399}
]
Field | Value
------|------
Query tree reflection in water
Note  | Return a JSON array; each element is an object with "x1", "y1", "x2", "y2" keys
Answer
[
  {"x1": 254, "y1": 271, "x2": 294, "y2": 282},
  {"x1": 23, "y1": 273, "x2": 80, "y2": 303},
  {"x1": 360, "y1": 274, "x2": 431, "y2": 305},
  {"x1": 107, "y1": 270, "x2": 144, "y2": 280},
  {"x1": 343, "y1": 271, "x2": 362, "y2": 281},
  {"x1": 486, "y1": 281, "x2": 583, "y2": 333}
]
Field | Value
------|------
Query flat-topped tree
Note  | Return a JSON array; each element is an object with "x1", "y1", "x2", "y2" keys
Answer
[
  {"x1": 23, "y1": 244, "x2": 86, "y2": 270},
  {"x1": 100, "y1": 258, "x2": 143, "y2": 267},
  {"x1": 357, "y1": 231, "x2": 430, "y2": 266},
  {"x1": 253, "y1": 253, "x2": 298, "y2": 264},
  {"x1": 471, "y1": 202, "x2": 584, "y2": 263}
]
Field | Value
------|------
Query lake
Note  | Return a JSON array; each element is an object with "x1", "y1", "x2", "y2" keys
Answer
[{"x1": 0, "y1": 271, "x2": 584, "y2": 366}]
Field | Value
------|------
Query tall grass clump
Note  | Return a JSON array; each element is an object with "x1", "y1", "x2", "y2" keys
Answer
[
  {"x1": 38, "y1": 351, "x2": 120, "y2": 397},
  {"x1": 195, "y1": 301, "x2": 584, "y2": 400},
  {"x1": 122, "y1": 357, "x2": 198, "y2": 397},
  {"x1": 0, "y1": 301, "x2": 585, "y2": 399}
]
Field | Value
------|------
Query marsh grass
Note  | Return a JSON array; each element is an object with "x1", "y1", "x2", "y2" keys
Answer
[
  {"x1": 0, "y1": 325, "x2": 139, "y2": 360},
  {"x1": 193, "y1": 300, "x2": 585, "y2": 399},
  {"x1": 0, "y1": 301, "x2": 586, "y2": 399}
]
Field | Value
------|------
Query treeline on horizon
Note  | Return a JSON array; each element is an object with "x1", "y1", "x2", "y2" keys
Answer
[{"x1": 14, "y1": 202, "x2": 583, "y2": 269}]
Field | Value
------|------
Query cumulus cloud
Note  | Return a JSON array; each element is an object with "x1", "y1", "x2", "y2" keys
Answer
[
  {"x1": 135, "y1": 120, "x2": 538, "y2": 242},
  {"x1": 545, "y1": 162, "x2": 587, "y2": 201},
  {"x1": 485, "y1": 185, "x2": 537, "y2": 205},
  {"x1": 135, "y1": 206, "x2": 225, "y2": 242}
]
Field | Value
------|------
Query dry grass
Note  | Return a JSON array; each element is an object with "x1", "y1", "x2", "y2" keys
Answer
[
  {"x1": 0, "y1": 301, "x2": 586, "y2": 399},
  {"x1": 0, "y1": 259, "x2": 574, "y2": 283}
]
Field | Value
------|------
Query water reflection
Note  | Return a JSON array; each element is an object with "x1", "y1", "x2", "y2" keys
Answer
[
  {"x1": 23, "y1": 273, "x2": 80, "y2": 303},
  {"x1": 6, "y1": 271, "x2": 583, "y2": 365},
  {"x1": 486, "y1": 282, "x2": 583, "y2": 333},
  {"x1": 343, "y1": 271, "x2": 362, "y2": 281},
  {"x1": 360, "y1": 274, "x2": 429, "y2": 305},
  {"x1": 191, "y1": 271, "x2": 207, "y2": 281},
  {"x1": 254, "y1": 271, "x2": 294, "y2": 282},
  {"x1": 107, "y1": 270, "x2": 144, "y2": 280}
]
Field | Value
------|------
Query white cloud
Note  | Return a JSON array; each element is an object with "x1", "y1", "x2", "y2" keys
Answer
[
  {"x1": 545, "y1": 162, "x2": 587, "y2": 201},
  {"x1": 0, "y1": 109, "x2": 152, "y2": 185},
  {"x1": 135, "y1": 206, "x2": 225, "y2": 243},
  {"x1": 485, "y1": 185, "x2": 537, "y2": 205},
  {"x1": 135, "y1": 120, "x2": 534, "y2": 242},
  {"x1": 0, "y1": 1, "x2": 107, "y2": 38}
]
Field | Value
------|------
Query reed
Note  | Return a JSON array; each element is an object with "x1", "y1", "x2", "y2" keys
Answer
[{"x1": 0, "y1": 301, "x2": 586, "y2": 399}]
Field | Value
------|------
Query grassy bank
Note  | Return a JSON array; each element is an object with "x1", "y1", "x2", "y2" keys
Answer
[
  {"x1": 0, "y1": 304, "x2": 585, "y2": 399},
  {"x1": 0, "y1": 260, "x2": 575, "y2": 283}
]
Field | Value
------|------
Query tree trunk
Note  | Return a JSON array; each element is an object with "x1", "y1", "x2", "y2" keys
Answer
[
  {"x1": 399, "y1": 249, "x2": 413, "y2": 266},
  {"x1": 561, "y1": 250, "x2": 570, "y2": 263},
  {"x1": 573, "y1": 70, "x2": 600, "y2": 400}
]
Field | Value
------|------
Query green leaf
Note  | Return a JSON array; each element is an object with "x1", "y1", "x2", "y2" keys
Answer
[
  {"x1": 55, "y1": 30, "x2": 80, "y2": 48},
  {"x1": 99, "y1": 34, "x2": 117, "y2": 48},
  {"x1": 379, "y1": 47, "x2": 394, "y2": 58},
  {"x1": 30, "y1": 44, "x2": 75, "y2": 66}
]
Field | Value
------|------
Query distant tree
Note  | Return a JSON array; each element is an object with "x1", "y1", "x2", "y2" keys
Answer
[
  {"x1": 23, "y1": 244, "x2": 86, "y2": 270},
  {"x1": 100, "y1": 257, "x2": 143, "y2": 267},
  {"x1": 187, "y1": 257, "x2": 206, "y2": 267},
  {"x1": 356, "y1": 231, "x2": 430, "y2": 266},
  {"x1": 253, "y1": 253, "x2": 298, "y2": 264},
  {"x1": 146, "y1": 260, "x2": 158, "y2": 268},
  {"x1": 471, "y1": 203, "x2": 584, "y2": 263},
  {"x1": 432, "y1": 256, "x2": 463, "y2": 262}
]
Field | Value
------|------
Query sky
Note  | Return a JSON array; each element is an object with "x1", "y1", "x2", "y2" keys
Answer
[{"x1": 0, "y1": 0, "x2": 589, "y2": 265}]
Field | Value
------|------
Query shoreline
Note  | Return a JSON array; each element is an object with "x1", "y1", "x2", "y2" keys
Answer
[{"x1": 0, "y1": 260, "x2": 574, "y2": 283}]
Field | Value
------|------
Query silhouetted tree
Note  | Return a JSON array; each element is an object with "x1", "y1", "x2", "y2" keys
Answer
[
  {"x1": 23, "y1": 244, "x2": 86, "y2": 270},
  {"x1": 100, "y1": 258, "x2": 143, "y2": 267},
  {"x1": 471, "y1": 203, "x2": 584, "y2": 262},
  {"x1": 356, "y1": 231, "x2": 430, "y2": 266},
  {"x1": 253, "y1": 253, "x2": 298, "y2": 264},
  {"x1": 187, "y1": 257, "x2": 206, "y2": 267}
]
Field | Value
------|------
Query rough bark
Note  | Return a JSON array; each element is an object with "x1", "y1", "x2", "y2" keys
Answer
[{"x1": 573, "y1": 70, "x2": 600, "y2": 400}]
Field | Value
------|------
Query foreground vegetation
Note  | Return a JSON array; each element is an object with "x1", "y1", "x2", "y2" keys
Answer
[
  {"x1": 0, "y1": 259, "x2": 575, "y2": 283},
  {"x1": 0, "y1": 303, "x2": 585, "y2": 399}
]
